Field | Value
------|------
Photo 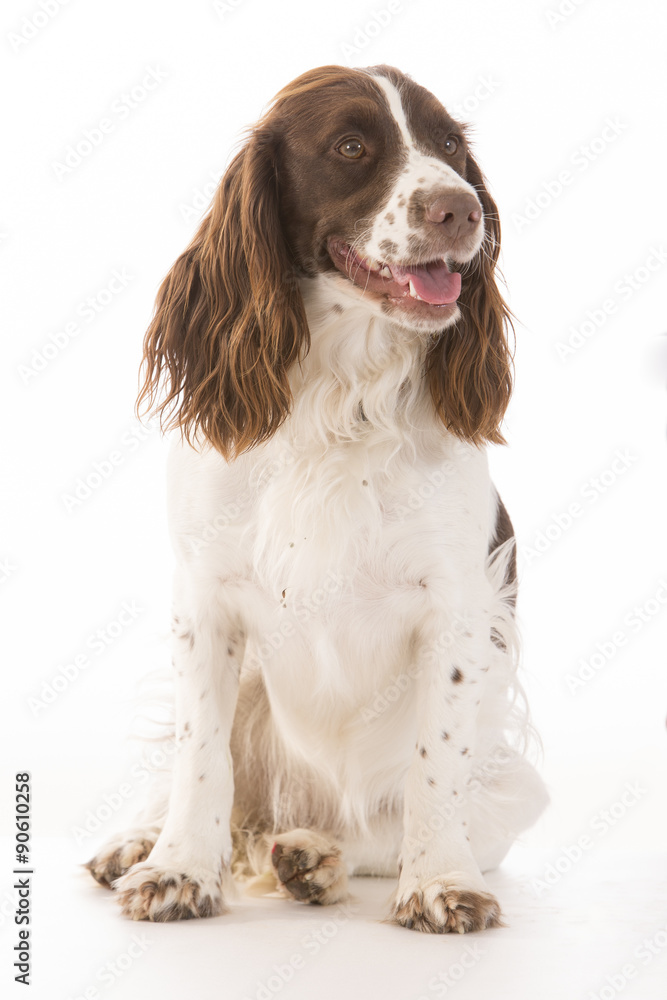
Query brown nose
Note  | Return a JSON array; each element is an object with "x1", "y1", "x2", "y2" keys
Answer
[{"x1": 424, "y1": 191, "x2": 482, "y2": 234}]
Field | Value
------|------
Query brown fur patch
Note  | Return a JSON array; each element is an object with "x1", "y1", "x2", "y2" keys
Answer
[
  {"x1": 407, "y1": 188, "x2": 428, "y2": 230},
  {"x1": 406, "y1": 232, "x2": 428, "y2": 258},
  {"x1": 379, "y1": 238, "x2": 398, "y2": 258},
  {"x1": 489, "y1": 494, "x2": 517, "y2": 602}
]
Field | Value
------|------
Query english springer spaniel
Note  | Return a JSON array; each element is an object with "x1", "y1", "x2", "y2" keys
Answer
[{"x1": 86, "y1": 64, "x2": 547, "y2": 933}]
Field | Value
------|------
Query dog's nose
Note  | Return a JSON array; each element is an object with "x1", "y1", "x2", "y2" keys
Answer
[{"x1": 424, "y1": 191, "x2": 482, "y2": 233}]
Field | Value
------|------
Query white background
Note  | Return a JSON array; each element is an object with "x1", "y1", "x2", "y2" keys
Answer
[{"x1": 2, "y1": 0, "x2": 666, "y2": 997}]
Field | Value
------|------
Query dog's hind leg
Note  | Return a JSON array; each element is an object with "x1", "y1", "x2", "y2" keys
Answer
[
  {"x1": 85, "y1": 824, "x2": 162, "y2": 888},
  {"x1": 269, "y1": 828, "x2": 349, "y2": 904}
]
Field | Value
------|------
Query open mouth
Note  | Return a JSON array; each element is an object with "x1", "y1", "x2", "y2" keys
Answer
[{"x1": 328, "y1": 238, "x2": 462, "y2": 313}]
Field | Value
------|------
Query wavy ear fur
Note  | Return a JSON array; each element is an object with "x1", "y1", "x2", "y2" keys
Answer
[
  {"x1": 137, "y1": 128, "x2": 309, "y2": 459},
  {"x1": 426, "y1": 153, "x2": 514, "y2": 446}
]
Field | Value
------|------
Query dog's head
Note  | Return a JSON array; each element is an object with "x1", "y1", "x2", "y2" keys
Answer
[{"x1": 139, "y1": 65, "x2": 513, "y2": 458}]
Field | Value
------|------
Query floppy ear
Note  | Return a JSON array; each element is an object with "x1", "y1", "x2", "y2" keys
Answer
[
  {"x1": 426, "y1": 152, "x2": 514, "y2": 446},
  {"x1": 137, "y1": 127, "x2": 310, "y2": 458}
]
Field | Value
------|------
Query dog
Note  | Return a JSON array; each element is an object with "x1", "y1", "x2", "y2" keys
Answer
[{"x1": 86, "y1": 64, "x2": 547, "y2": 932}]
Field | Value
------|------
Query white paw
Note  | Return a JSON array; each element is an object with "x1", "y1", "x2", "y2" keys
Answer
[
  {"x1": 114, "y1": 862, "x2": 225, "y2": 921},
  {"x1": 392, "y1": 873, "x2": 502, "y2": 933}
]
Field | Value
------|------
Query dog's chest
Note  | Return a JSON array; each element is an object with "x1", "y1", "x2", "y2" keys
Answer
[
  {"x1": 233, "y1": 433, "x2": 493, "y2": 762},
  {"x1": 169, "y1": 430, "x2": 494, "y2": 759},
  {"x1": 246, "y1": 432, "x2": 492, "y2": 612}
]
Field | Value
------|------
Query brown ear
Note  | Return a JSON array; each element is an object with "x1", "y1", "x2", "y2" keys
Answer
[
  {"x1": 426, "y1": 152, "x2": 514, "y2": 445},
  {"x1": 137, "y1": 127, "x2": 309, "y2": 458}
]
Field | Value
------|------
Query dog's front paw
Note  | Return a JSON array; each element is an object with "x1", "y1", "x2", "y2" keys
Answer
[
  {"x1": 114, "y1": 863, "x2": 225, "y2": 922},
  {"x1": 392, "y1": 874, "x2": 502, "y2": 934}
]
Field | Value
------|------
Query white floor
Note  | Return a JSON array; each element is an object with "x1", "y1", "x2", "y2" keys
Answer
[{"x1": 5, "y1": 839, "x2": 666, "y2": 1000}]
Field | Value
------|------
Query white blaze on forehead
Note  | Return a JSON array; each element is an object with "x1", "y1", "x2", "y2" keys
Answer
[
  {"x1": 364, "y1": 73, "x2": 481, "y2": 263},
  {"x1": 372, "y1": 74, "x2": 414, "y2": 150},
  {"x1": 371, "y1": 74, "x2": 470, "y2": 187}
]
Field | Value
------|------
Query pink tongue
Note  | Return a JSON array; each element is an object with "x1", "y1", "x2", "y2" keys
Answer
[{"x1": 388, "y1": 259, "x2": 461, "y2": 304}]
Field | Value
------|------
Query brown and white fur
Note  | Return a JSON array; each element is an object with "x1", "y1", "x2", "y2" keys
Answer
[{"x1": 86, "y1": 64, "x2": 547, "y2": 933}]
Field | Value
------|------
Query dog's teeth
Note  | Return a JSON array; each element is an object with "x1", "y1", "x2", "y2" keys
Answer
[
  {"x1": 408, "y1": 280, "x2": 424, "y2": 300},
  {"x1": 363, "y1": 255, "x2": 382, "y2": 272},
  {"x1": 379, "y1": 266, "x2": 392, "y2": 278}
]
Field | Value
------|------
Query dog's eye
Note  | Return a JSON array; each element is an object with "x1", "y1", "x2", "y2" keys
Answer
[
  {"x1": 443, "y1": 136, "x2": 459, "y2": 155},
  {"x1": 337, "y1": 138, "x2": 365, "y2": 159}
]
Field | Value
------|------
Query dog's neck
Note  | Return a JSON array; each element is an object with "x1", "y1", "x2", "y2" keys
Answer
[
  {"x1": 290, "y1": 275, "x2": 437, "y2": 449},
  {"x1": 249, "y1": 275, "x2": 466, "y2": 598}
]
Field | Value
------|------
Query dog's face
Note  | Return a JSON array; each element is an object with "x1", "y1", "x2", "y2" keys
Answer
[
  {"x1": 275, "y1": 66, "x2": 485, "y2": 332},
  {"x1": 139, "y1": 64, "x2": 511, "y2": 458}
]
